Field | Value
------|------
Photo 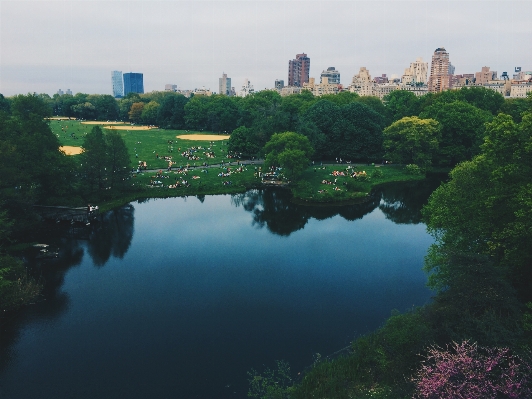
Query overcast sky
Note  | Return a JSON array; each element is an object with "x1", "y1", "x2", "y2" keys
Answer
[{"x1": 0, "y1": 0, "x2": 530, "y2": 96}]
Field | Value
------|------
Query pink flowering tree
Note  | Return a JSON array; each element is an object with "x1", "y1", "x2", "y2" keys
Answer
[{"x1": 412, "y1": 340, "x2": 531, "y2": 398}]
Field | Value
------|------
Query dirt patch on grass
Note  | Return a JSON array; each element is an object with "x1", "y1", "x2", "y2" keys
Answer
[
  {"x1": 59, "y1": 146, "x2": 83, "y2": 155},
  {"x1": 81, "y1": 121, "x2": 125, "y2": 125},
  {"x1": 176, "y1": 134, "x2": 230, "y2": 141},
  {"x1": 104, "y1": 125, "x2": 154, "y2": 130}
]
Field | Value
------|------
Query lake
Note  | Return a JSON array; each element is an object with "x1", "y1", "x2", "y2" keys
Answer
[{"x1": 0, "y1": 181, "x2": 439, "y2": 399}]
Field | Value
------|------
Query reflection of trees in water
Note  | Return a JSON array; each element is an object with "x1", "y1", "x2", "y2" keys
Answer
[
  {"x1": 87, "y1": 204, "x2": 135, "y2": 266},
  {"x1": 0, "y1": 238, "x2": 83, "y2": 373},
  {"x1": 378, "y1": 176, "x2": 445, "y2": 224},
  {"x1": 232, "y1": 189, "x2": 381, "y2": 236},
  {"x1": 233, "y1": 178, "x2": 444, "y2": 235}
]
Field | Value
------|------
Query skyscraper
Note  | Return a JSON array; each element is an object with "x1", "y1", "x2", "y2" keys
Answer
[
  {"x1": 320, "y1": 67, "x2": 340, "y2": 85},
  {"x1": 428, "y1": 48, "x2": 450, "y2": 93},
  {"x1": 123, "y1": 72, "x2": 144, "y2": 96},
  {"x1": 401, "y1": 57, "x2": 428, "y2": 85},
  {"x1": 219, "y1": 73, "x2": 232, "y2": 96},
  {"x1": 112, "y1": 71, "x2": 124, "y2": 98},
  {"x1": 288, "y1": 53, "x2": 310, "y2": 87}
]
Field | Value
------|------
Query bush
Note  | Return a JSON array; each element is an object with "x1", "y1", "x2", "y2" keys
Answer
[
  {"x1": 405, "y1": 164, "x2": 422, "y2": 175},
  {"x1": 412, "y1": 340, "x2": 532, "y2": 398},
  {"x1": 371, "y1": 168, "x2": 384, "y2": 179}
]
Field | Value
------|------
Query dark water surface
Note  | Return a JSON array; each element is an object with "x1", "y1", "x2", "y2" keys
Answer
[{"x1": 0, "y1": 182, "x2": 438, "y2": 399}]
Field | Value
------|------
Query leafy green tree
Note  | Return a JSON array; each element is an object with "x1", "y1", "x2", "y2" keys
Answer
[
  {"x1": 354, "y1": 95, "x2": 389, "y2": 123},
  {"x1": 207, "y1": 95, "x2": 239, "y2": 133},
  {"x1": 264, "y1": 132, "x2": 313, "y2": 180},
  {"x1": 141, "y1": 100, "x2": 160, "y2": 125},
  {"x1": 89, "y1": 94, "x2": 119, "y2": 120},
  {"x1": 128, "y1": 102, "x2": 145, "y2": 123},
  {"x1": 184, "y1": 95, "x2": 210, "y2": 130},
  {"x1": 423, "y1": 112, "x2": 532, "y2": 301},
  {"x1": 227, "y1": 126, "x2": 261, "y2": 157},
  {"x1": 458, "y1": 86, "x2": 505, "y2": 115},
  {"x1": 383, "y1": 116, "x2": 440, "y2": 168},
  {"x1": 384, "y1": 90, "x2": 421, "y2": 122},
  {"x1": 302, "y1": 100, "x2": 385, "y2": 161},
  {"x1": 499, "y1": 97, "x2": 531, "y2": 123},
  {"x1": 81, "y1": 126, "x2": 108, "y2": 192},
  {"x1": 105, "y1": 131, "x2": 130, "y2": 189},
  {"x1": 420, "y1": 100, "x2": 492, "y2": 166},
  {"x1": 156, "y1": 94, "x2": 188, "y2": 129},
  {"x1": 71, "y1": 101, "x2": 97, "y2": 120}
]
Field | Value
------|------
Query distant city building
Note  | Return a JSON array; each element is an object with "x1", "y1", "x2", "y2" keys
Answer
[
  {"x1": 275, "y1": 79, "x2": 285, "y2": 90},
  {"x1": 320, "y1": 67, "x2": 340, "y2": 85},
  {"x1": 348, "y1": 67, "x2": 374, "y2": 96},
  {"x1": 66, "y1": 89, "x2": 72, "y2": 95},
  {"x1": 448, "y1": 62, "x2": 456, "y2": 75},
  {"x1": 165, "y1": 84, "x2": 177, "y2": 92},
  {"x1": 279, "y1": 86, "x2": 302, "y2": 96},
  {"x1": 123, "y1": 73, "x2": 144, "y2": 95},
  {"x1": 428, "y1": 47, "x2": 450, "y2": 93},
  {"x1": 303, "y1": 77, "x2": 340, "y2": 96},
  {"x1": 238, "y1": 79, "x2": 255, "y2": 97},
  {"x1": 510, "y1": 82, "x2": 532, "y2": 97},
  {"x1": 475, "y1": 66, "x2": 497, "y2": 84},
  {"x1": 219, "y1": 73, "x2": 232, "y2": 96},
  {"x1": 402, "y1": 57, "x2": 429, "y2": 85},
  {"x1": 513, "y1": 70, "x2": 532, "y2": 81},
  {"x1": 193, "y1": 87, "x2": 212, "y2": 97},
  {"x1": 112, "y1": 71, "x2": 124, "y2": 98},
  {"x1": 374, "y1": 74, "x2": 389, "y2": 84},
  {"x1": 288, "y1": 53, "x2": 310, "y2": 87},
  {"x1": 57, "y1": 89, "x2": 64, "y2": 96}
]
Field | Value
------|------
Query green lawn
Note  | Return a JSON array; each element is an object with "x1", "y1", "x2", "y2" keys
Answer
[{"x1": 49, "y1": 119, "x2": 425, "y2": 206}]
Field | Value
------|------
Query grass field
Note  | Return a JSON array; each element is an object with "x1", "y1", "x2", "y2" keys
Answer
[{"x1": 48, "y1": 118, "x2": 424, "y2": 204}]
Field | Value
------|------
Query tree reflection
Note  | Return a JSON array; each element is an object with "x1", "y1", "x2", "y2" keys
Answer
[
  {"x1": 378, "y1": 176, "x2": 445, "y2": 224},
  {"x1": 87, "y1": 204, "x2": 135, "y2": 266},
  {"x1": 232, "y1": 188, "x2": 381, "y2": 236}
]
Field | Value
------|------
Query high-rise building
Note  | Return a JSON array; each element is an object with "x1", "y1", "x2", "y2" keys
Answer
[
  {"x1": 320, "y1": 67, "x2": 340, "y2": 85},
  {"x1": 275, "y1": 79, "x2": 285, "y2": 90},
  {"x1": 112, "y1": 71, "x2": 124, "y2": 98},
  {"x1": 219, "y1": 73, "x2": 232, "y2": 96},
  {"x1": 165, "y1": 84, "x2": 177, "y2": 92},
  {"x1": 475, "y1": 66, "x2": 497, "y2": 84},
  {"x1": 288, "y1": 53, "x2": 310, "y2": 87},
  {"x1": 123, "y1": 73, "x2": 144, "y2": 96},
  {"x1": 428, "y1": 48, "x2": 450, "y2": 93},
  {"x1": 401, "y1": 57, "x2": 429, "y2": 85},
  {"x1": 57, "y1": 89, "x2": 64, "y2": 96},
  {"x1": 66, "y1": 89, "x2": 72, "y2": 95},
  {"x1": 238, "y1": 79, "x2": 255, "y2": 97}
]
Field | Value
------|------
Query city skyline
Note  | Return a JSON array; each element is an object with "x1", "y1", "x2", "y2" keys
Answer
[{"x1": 0, "y1": 1, "x2": 530, "y2": 96}]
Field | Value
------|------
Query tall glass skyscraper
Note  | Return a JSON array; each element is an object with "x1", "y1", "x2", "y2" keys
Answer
[
  {"x1": 112, "y1": 71, "x2": 124, "y2": 98},
  {"x1": 123, "y1": 72, "x2": 144, "y2": 95}
]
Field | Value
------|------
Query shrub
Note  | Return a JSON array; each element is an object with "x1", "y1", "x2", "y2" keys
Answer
[
  {"x1": 371, "y1": 168, "x2": 383, "y2": 179},
  {"x1": 412, "y1": 340, "x2": 532, "y2": 398},
  {"x1": 405, "y1": 164, "x2": 422, "y2": 175}
]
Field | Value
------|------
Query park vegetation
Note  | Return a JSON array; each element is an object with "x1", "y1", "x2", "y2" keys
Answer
[{"x1": 1, "y1": 88, "x2": 532, "y2": 397}]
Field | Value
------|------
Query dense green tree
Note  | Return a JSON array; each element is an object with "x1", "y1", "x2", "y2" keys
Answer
[
  {"x1": 423, "y1": 112, "x2": 532, "y2": 301},
  {"x1": 499, "y1": 97, "x2": 531, "y2": 123},
  {"x1": 354, "y1": 95, "x2": 389, "y2": 123},
  {"x1": 207, "y1": 95, "x2": 239, "y2": 133},
  {"x1": 71, "y1": 101, "x2": 97, "y2": 120},
  {"x1": 383, "y1": 90, "x2": 421, "y2": 122},
  {"x1": 141, "y1": 100, "x2": 160, "y2": 125},
  {"x1": 184, "y1": 95, "x2": 210, "y2": 130},
  {"x1": 420, "y1": 100, "x2": 492, "y2": 166},
  {"x1": 320, "y1": 91, "x2": 359, "y2": 105},
  {"x1": 383, "y1": 116, "x2": 440, "y2": 168},
  {"x1": 89, "y1": 94, "x2": 119, "y2": 120},
  {"x1": 128, "y1": 102, "x2": 145, "y2": 123},
  {"x1": 156, "y1": 94, "x2": 188, "y2": 129},
  {"x1": 264, "y1": 132, "x2": 314, "y2": 180},
  {"x1": 105, "y1": 131, "x2": 130, "y2": 189},
  {"x1": 458, "y1": 86, "x2": 505, "y2": 115},
  {"x1": 0, "y1": 94, "x2": 11, "y2": 114},
  {"x1": 301, "y1": 100, "x2": 385, "y2": 161},
  {"x1": 81, "y1": 126, "x2": 108, "y2": 192},
  {"x1": 227, "y1": 126, "x2": 262, "y2": 157}
]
